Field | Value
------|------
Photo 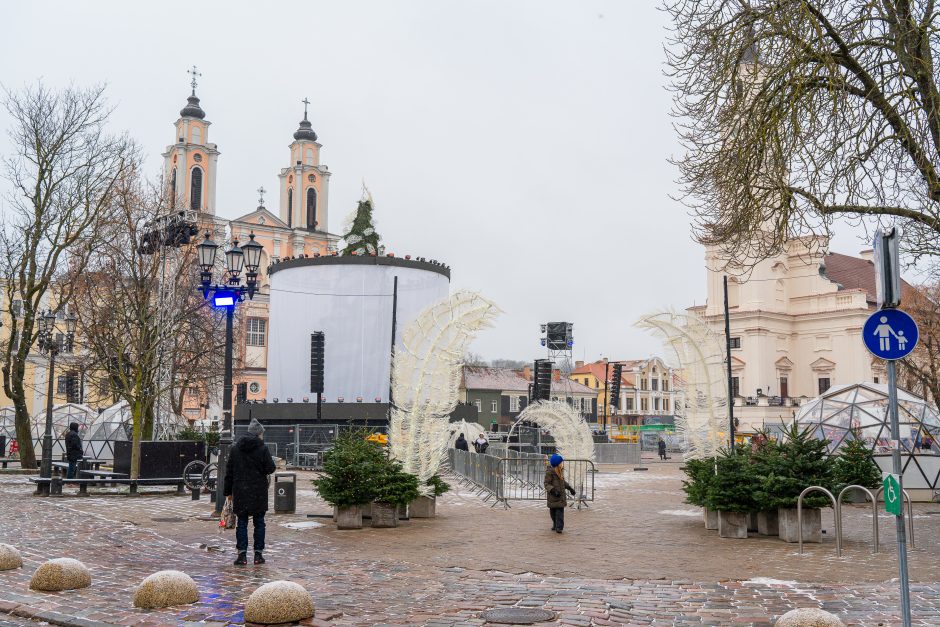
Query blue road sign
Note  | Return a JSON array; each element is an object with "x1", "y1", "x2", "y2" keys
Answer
[{"x1": 863, "y1": 309, "x2": 919, "y2": 360}]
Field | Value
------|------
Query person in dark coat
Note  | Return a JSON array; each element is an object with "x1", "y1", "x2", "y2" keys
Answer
[
  {"x1": 64, "y1": 422, "x2": 83, "y2": 479},
  {"x1": 454, "y1": 433, "x2": 469, "y2": 452},
  {"x1": 658, "y1": 438, "x2": 667, "y2": 461},
  {"x1": 224, "y1": 419, "x2": 276, "y2": 565},
  {"x1": 544, "y1": 453, "x2": 575, "y2": 534}
]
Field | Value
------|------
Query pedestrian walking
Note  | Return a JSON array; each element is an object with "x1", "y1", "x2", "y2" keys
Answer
[
  {"x1": 473, "y1": 433, "x2": 489, "y2": 454},
  {"x1": 544, "y1": 453, "x2": 575, "y2": 534},
  {"x1": 64, "y1": 422, "x2": 83, "y2": 480},
  {"x1": 224, "y1": 418, "x2": 276, "y2": 566},
  {"x1": 454, "y1": 433, "x2": 469, "y2": 452},
  {"x1": 658, "y1": 438, "x2": 667, "y2": 461}
]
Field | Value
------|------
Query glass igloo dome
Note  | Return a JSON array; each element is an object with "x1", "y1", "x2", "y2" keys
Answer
[
  {"x1": 795, "y1": 383, "x2": 940, "y2": 490},
  {"x1": 0, "y1": 407, "x2": 15, "y2": 455}
]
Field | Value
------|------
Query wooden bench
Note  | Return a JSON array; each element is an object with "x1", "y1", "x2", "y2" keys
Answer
[
  {"x1": 78, "y1": 468, "x2": 128, "y2": 486},
  {"x1": 0, "y1": 457, "x2": 19, "y2": 469},
  {"x1": 30, "y1": 476, "x2": 188, "y2": 496}
]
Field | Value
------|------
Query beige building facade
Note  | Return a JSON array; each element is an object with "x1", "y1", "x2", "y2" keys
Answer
[{"x1": 688, "y1": 237, "x2": 899, "y2": 431}]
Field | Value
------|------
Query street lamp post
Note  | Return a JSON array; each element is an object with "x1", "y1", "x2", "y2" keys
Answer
[
  {"x1": 196, "y1": 231, "x2": 263, "y2": 513},
  {"x1": 37, "y1": 310, "x2": 77, "y2": 496}
]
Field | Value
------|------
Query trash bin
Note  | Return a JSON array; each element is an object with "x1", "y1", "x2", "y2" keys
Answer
[{"x1": 274, "y1": 472, "x2": 296, "y2": 514}]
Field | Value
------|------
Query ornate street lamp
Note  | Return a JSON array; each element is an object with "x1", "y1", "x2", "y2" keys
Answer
[
  {"x1": 37, "y1": 309, "x2": 77, "y2": 495},
  {"x1": 195, "y1": 230, "x2": 263, "y2": 513}
]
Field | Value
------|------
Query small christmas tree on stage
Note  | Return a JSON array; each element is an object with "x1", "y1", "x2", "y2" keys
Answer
[
  {"x1": 341, "y1": 186, "x2": 383, "y2": 256},
  {"x1": 833, "y1": 431, "x2": 882, "y2": 493}
]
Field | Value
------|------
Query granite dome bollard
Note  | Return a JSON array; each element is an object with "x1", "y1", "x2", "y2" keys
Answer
[
  {"x1": 133, "y1": 570, "x2": 200, "y2": 609},
  {"x1": 29, "y1": 558, "x2": 91, "y2": 592},
  {"x1": 775, "y1": 608, "x2": 845, "y2": 627},
  {"x1": 244, "y1": 581, "x2": 315, "y2": 625},
  {"x1": 0, "y1": 544, "x2": 22, "y2": 570}
]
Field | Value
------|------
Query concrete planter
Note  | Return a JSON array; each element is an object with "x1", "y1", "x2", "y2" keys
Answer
[
  {"x1": 397, "y1": 503, "x2": 409, "y2": 519},
  {"x1": 717, "y1": 511, "x2": 748, "y2": 539},
  {"x1": 757, "y1": 510, "x2": 779, "y2": 536},
  {"x1": 371, "y1": 502, "x2": 398, "y2": 528},
  {"x1": 747, "y1": 512, "x2": 759, "y2": 532},
  {"x1": 703, "y1": 508, "x2": 719, "y2": 530},
  {"x1": 409, "y1": 495, "x2": 436, "y2": 518},
  {"x1": 778, "y1": 507, "x2": 821, "y2": 543},
  {"x1": 336, "y1": 505, "x2": 363, "y2": 530}
]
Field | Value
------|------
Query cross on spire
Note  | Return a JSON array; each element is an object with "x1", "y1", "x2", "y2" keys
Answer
[
  {"x1": 302, "y1": 97, "x2": 310, "y2": 120},
  {"x1": 187, "y1": 65, "x2": 202, "y2": 95},
  {"x1": 257, "y1": 186, "x2": 266, "y2": 208}
]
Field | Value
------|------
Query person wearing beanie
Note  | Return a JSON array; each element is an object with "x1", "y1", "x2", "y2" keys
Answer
[
  {"x1": 64, "y1": 422, "x2": 83, "y2": 480},
  {"x1": 544, "y1": 453, "x2": 576, "y2": 533},
  {"x1": 224, "y1": 418, "x2": 275, "y2": 565}
]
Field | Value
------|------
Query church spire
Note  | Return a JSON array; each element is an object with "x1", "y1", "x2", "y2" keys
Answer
[
  {"x1": 180, "y1": 65, "x2": 206, "y2": 119},
  {"x1": 293, "y1": 97, "x2": 317, "y2": 141}
]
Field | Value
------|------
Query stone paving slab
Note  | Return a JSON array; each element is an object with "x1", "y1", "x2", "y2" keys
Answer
[{"x1": 1, "y1": 467, "x2": 939, "y2": 625}]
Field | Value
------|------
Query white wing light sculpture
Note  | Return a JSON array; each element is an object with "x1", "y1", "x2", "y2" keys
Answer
[
  {"x1": 448, "y1": 420, "x2": 486, "y2": 447},
  {"x1": 389, "y1": 291, "x2": 501, "y2": 495},
  {"x1": 635, "y1": 310, "x2": 726, "y2": 459},
  {"x1": 514, "y1": 400, "x2": 595, "y2": 461}
]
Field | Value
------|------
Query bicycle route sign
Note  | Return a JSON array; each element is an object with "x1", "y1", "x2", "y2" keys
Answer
[
  {"x1": 883, "y1": 472, "x2": 902, "y2": 517},
  {"x1": 863, "y1": 309, "x2": 919, "y2": 361}
]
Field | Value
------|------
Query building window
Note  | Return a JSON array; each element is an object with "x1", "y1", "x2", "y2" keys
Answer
[
  {"x1": 818, "y1": 377, "x2": 831, "y2": 395},
  {"x1": 640, "y1": 398, "x2": 648, "y2": 411},
  {"x1": 663, "y1": 398, "x2": 669, "y2": 411},
  {"x1": 170, "y1": 168, "x2": 177, "y2": 209},
  {"x1": 306, "y1": 188, "x2": 317, "y2": 229},
  {"x1": 731, "y1": 376, "x2": 740, "y2": 397},
  {"x1": 510, "y1": 396, "x2": 519, "y2": 412},
  {"x1": 653, "y1": 397, "x2": 660, "y2": 411},
  {"x1": 306, "y1": 148, "x2": 314, "y2": 165},
  {"x1": 651, "y1": 379, "x2": 659, "y2": 391},
  {"x1": 729, "y1": 337, "x2": 741, "y2": 349},
  {"x1": 663, "y1": 379, "x2": 669, "y2": 391},
  {"x1": 246, "y1": 318, "x2": 267, "y2": 347},
  {"x1": 594, "y1": 380, "x2": 599, "y2": 389},
  {"x1": 249, "y1": 382, "x2": 261, "y2": 394},
  {"x1": 625, "y1": 397, "x2": 634, "y2": 411},
  {"x1": 779, "y1": 377, "x2": 789, "y2": 398},
  {"x1": 190, "y1": 166, "x2": 203, "y2": 210},
  {"x1": 474, "y1": 399, "x2": 481, "y2": 411},
  {"x1": 490, "y1": 400, "x2": 497, "y2": 413},
  {"x1": 287, "y1": 188, "x2": 293, "y2": 227},
  {"x1": 874, "y1": 376, "x2": 880, "y2": 384},
  {"x1": 640, "y1": 378, "x2": 648, "y2": 391},
  {"x1": 57, "y1": 371, "x2": 80, "y2": 403}
]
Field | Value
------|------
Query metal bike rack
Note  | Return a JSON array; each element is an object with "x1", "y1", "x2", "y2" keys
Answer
[
  {"x1": 798, "y1": 486, "x2": 841, "y2": 557},
  {"x1": 875, "y1": 485, "x2": 915, "y2": 548},
  {"x1": 837, "y1": 485, "x2": 878, "y2": 554}
]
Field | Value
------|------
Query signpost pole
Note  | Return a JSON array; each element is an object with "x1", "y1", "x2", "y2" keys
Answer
[{"x1": 887, "y1": 360, "x2": 912, "y2": 626}]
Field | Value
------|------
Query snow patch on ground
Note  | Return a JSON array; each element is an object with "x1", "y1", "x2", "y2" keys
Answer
[
  {"x1": 659, "y1": 509, "x2": 701, "y2": 517},
  {"x1": 280, "y1": 521, "x2": 324, "y2": 530},
  {"x1": 743, "y1": 577, "x2": 798, "y2": 586}
]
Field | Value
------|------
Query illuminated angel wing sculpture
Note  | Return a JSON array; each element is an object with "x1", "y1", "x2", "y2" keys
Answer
[
  {"x1": 514, "y1": 400, "x2": 595, "y2": 461},
  {"x1": 635, "y1": 310, "x2": 726, "y2": 459},
  {"x1": 389, "y1": 291, "x2": 501, "y2": 494}
]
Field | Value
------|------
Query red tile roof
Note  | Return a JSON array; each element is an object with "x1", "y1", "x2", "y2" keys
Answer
[
  {"x1": 570, "y1": 361, "x2": 631, "y2": 387},
  {"x1": 822, "y1": 252, "x2": 913, "y2": 304}
]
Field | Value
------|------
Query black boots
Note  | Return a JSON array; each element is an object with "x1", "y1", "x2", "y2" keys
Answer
[
  {"x1": 254, "y1": 551, "x2": 265, "y2": 565},
  {"x1": 234, "y1": 552, "x2": 247, "y2": 565}
]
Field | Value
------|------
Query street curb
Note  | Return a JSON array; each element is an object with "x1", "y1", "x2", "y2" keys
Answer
[{"x1": 0, "y1": 598, "x2": 120, "y2": 627}]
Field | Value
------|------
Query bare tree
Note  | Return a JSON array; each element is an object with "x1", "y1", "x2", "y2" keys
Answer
[
  {"x1": 0, "y1": 84, "x2": 131, "y2": 468},
  {"x1": 71, "y1": 172, "x2": 226, "y2": 479},
  {"x1": 899, "y1": 282, "x2": 940, "y2": 409},
  {"x1": 666, "y1": 1, "x2": 940, "y2": 264}
]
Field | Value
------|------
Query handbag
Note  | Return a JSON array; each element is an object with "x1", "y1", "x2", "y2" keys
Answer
[{"x1": 220, "y1": 498, "x2": 236, "y2": 530}]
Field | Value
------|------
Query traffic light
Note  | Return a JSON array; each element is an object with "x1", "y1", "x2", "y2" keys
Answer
[
  {"x1": 310, "y1": 332, "x2": 325, "y2": 393},
  {"x1": 609, "y1": 363, "x2": 623, "y2": 408},
  {"x1": 532, "y1": 359, "x2": 553, "y2": 402}
]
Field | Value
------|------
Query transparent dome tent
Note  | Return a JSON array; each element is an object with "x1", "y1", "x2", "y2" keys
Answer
[
  {"x1": 82, "y1": 401, "x2": 131, "y2": 461},
  {"x1": 794, "y1": 383, "x2": 940, "y2": 490},
  {"x1": 0, "y1": 407, "x2": 15, "y2": 455},
  {"x1": 29, "y1": 403, "x2": 97, "y2": 460}
]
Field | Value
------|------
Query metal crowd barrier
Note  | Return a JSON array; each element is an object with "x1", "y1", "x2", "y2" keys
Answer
[{"x1": 447, "y1": 449, "x2": 595, "y2": 509}]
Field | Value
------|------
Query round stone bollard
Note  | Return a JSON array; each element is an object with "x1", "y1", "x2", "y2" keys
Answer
[
  {"x1": 0, "y1": 544, "x2": 23, "y2": 571},
  {"x1": 29, "y1": 558, "x2": 91, "y2": 592},
  {"x1": 133, "y1": 570, "x2": 200, "y2": 609},
  {"x1": 245, "y1": 581, "x2": 313, "y2": 625},
  {"x1": 775, "y1": 608, "x2": 845, "y2": 627},
  {"x1": 244, "y1": 581, "x2": 315, "y2": 625}
]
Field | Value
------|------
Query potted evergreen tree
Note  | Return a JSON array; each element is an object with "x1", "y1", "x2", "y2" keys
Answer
[
  {"x1": 681, "y1": 457, "x2": 718, "y2": 529},
  {"x1": 371, "y1": 460, "x2": 421, "y2": 528},
  {"x1": 749, "y1": 433, "x2": 782, "y2": 536},
  {"x1": 313, "y1": 431, "x2": 386, "y2": 529},
  {"x1": 756, "y1": 423, "x2": 835, "y2": 543},
  {"x1": 705, "y1": 446, "x2": 760, "y2": 539},
  {"x1": 833, "y1": 433, "x2": 882, "y2": 502},
  {"x1": 410, "y1": 475, "x2": 450, "y2": 519}
]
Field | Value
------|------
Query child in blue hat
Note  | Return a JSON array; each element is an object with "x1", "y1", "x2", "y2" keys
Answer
[{"x1": 544, "y1": 453, "x2": 576, "y2": 533}]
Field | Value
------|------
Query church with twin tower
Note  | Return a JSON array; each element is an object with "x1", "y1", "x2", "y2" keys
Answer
[{"x1": 162, "y1": 70, "x2": 341, "y2": 419}]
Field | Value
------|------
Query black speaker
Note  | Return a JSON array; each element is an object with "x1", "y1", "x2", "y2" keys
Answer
[
  {"x1": 533, "y1": 359, "x2": 553, "y2": 401},
  {"x1": 609, "y1": 363, "x2": 623, "y2": 408},
  {"x1": 310, "y1": 331, "x2": 325, "y2": 393}
]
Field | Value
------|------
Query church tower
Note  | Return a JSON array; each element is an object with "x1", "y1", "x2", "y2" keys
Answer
[
  {"x1": 278, "y1": 99, "x2": 330, "y2": 230},
  {"x1": 162, "y1": 67, "x2": 220, "y2": 214}
]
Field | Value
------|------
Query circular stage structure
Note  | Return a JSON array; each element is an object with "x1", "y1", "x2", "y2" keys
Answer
[{"x1": 267, "y1": 255, "x2": 450, "y2": 404}]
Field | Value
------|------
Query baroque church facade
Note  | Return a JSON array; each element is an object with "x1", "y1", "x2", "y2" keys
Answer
[{"x1": 163, "y1": 85, "x2": 341, "y2": 422}]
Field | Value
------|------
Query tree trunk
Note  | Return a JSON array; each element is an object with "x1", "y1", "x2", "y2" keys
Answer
[
  {"x1": 130, "y1": 398, "x2": 143, "y2": 481},
  {"x1": 11, "y1": 364, "x2": 36, "y2": 468},
  {"x1": 142, "y1": 403, "x2": 154, "y2": 441}
]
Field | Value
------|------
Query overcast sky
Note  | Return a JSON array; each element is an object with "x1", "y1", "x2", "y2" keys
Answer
[{"x1": 0, "y1": 1, "x2": 876, "y2": 365}]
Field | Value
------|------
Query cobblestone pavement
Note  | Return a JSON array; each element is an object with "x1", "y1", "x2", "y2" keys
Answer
[{"x1": 1, "y1": 464, "x2": 939, "y2": 625}]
